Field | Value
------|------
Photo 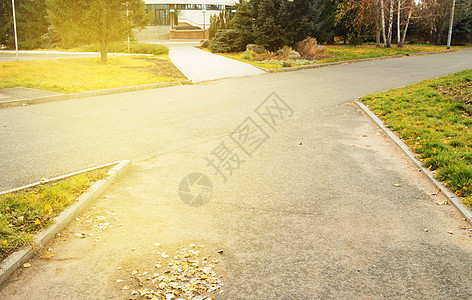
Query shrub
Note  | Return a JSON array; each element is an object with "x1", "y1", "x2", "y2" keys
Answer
[
  {"x1": 209, "y1": 29, "x2": 246, "y2": 53},
  {"x1": 296, "y1": 37, "x2": 329, "y2": 59},
  {"x1": 174, "y1": 25, "x2": 199, "y2": 30},
  {"x1": 208, "y1": 12, "x2": 231, "y2": 40},
  {"x1": 200, "y1": 39, "x2": 210, "y2": 48},
  {"x1": 241, "y1": 50, "x2": 255, "y2": 60},
  {"x1": 348, "y1": 35, "x2": 364, "y2": 45}
]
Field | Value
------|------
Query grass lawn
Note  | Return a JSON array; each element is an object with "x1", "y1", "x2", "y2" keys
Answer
[
  {"x1": 219, "y1": 44, "x2": 468, "y2": 70},
  {"x1": 361, "y1": 69, "x2": 472, "y2": 207},
  {"x1": 0, "y1": 55, "x2": 185, "y2": 93},
  {"x1": 73, "y1": 41, "x2": 169, "y2": 56},
  {"x1": 0, "y1": 169, "x2": 108, "y2": 260}
]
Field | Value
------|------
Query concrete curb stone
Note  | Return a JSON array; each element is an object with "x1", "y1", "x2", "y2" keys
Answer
[
  {"x1": 0, "y1": 160, "x2": 131, "y2": 286},
  {"x1": 0, "y1": 81, "x2": 191, "y2": 109},
  {"x1": 262, "y1": 48, "x2": 468, "y2": 73},
  {"x1": 356, "y1": 101, "x2": 472, "y2": 225},
  {"x1": 0, "y1": 50, "x2": 153, "y2": 57}
]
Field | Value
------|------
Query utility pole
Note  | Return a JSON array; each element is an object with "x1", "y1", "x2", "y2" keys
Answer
[
  {"x1": 447, "y1": 0, "x2": 456, "y2": 49},
  {"x1": 11, "y1": 0, "x2": 19, "y2": 61},
  {"x1": 127, "y1": 2, "x2": 130, "y2": 53}
]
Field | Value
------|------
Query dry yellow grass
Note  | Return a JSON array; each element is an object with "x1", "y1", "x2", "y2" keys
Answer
[{"x1": 0, "y1": 56, "x2": 180, "y2": 93}]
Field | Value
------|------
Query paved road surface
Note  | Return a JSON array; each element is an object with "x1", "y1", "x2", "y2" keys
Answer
[
  {"x1": 1, "y1": 50, "x2": 471, "y2": 191},
  {"x1": 168, "y1": 46, "x2": 266, "y2": 82},
  {"x1": 1, "y1": 50, "x2": 472, "y2": 298}
]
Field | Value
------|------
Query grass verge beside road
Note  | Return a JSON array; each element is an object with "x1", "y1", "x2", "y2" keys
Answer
[
  {"x1": 73, "y1": 41, "x2": 169, "y2": 56},
  {"x1": 0, "y1": 169, "x2": 108, "y2": 260},
  {"x1": 219, "y1": 44, "x2": 467, "y2": 70},
  {"x1": 361, "y1": 69, "x2": 472, "y2": 207},
  {"x1": 0, "y1": 56, "x2": 185, "y2": 93}
]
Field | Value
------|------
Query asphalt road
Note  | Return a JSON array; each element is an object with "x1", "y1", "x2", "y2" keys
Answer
[
  {"x1": 1, "y1": 50, "x2": 472, "y2": 190},
  {"x1": 1, "y1": 50, "x2": 472, "y2": 299}
]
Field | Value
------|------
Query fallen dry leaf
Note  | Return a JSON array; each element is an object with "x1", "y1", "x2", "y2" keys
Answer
[{"x1": 42, "y1": 253, "x2": 53, "y2": 259}]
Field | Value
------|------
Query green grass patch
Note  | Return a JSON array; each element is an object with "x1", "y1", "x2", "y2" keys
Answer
[
  {"x1": 221, "y1": 53, "x2": 283, "y2": 70},
  {"x1": 0, "y1": 169, "x2": 108, "y2": 260},
  {"x1": 0, "y1": 56, "x2": 182, "y2": 93},
  {"x1": 361, "y1": 69, "x2": 472, "y2": 207},
  {"x1": 218, "y1": 44, "x2": 467, "y2": 70},
  {"x1": 318, "y1": 44, "x2": 464, "y2": 63},
  {"x1": 74, "y1": 42, "x2": 169, "y2": 56}
]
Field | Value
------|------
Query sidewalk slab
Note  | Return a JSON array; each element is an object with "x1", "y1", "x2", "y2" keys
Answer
[
  {"x1": 0, "y1": 80, "x2": 189, "y2": 108},
  {"x1": 0, "y1": 160, "x2": 131, "y2": 287},
  {"x1": 0, "y1": 50, "x2": 152, "y2": 62},
  {"x1": 0, "y1": 88, "x2": 63, "y2": 102},
  {"x1": 168, "y1": 46, "x2": 266, "y2": 83}
]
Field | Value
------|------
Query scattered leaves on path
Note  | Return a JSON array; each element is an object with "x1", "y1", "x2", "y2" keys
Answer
[{"x1": 117, "y1": 244, "x2": 224, "y2": 299}]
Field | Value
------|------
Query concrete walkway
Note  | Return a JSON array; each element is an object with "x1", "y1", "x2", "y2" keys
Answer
[{"x1": 168, "y1": 46, "x2": 266, "y2": 82}]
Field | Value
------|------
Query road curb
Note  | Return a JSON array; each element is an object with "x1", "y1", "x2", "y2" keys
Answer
[
  {"x1": 0, "y1": 80, "x2": 191, "y2": 109},
  {"x1": 355, "y1": 101, "x2": 472, "y2": 225},
  {"x1": 0, "y1": 50, "x2": 153, "y2": 57},
  {"x1": 0, "y1": 160, "x2": 131, "y2": 286},
  {"x1": 264, "y1": 48, "x2": 468, "y2": 73}
]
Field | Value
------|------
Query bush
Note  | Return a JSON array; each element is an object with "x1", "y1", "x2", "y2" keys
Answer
[
  {"x1": 78, "y1": 42, "x2": 168, "y2": 55},
  {"x1": 296, "y1": 37, "x2": 329, "y2": 59},
  {"x1": 209, "y1": 29, "x2": 246, "y2": 53},
  {"x1": 208, "y1": 11, "x2": 231, "y2": 40},
  {"x1": 241, "y1": 50, "x2": 255, "y2": 60},
  {"x1": 200, "y1": 39, "x2": 210, "y2": 48},
  {"x1": 348, "y1": 35, "x2": 364, "y2": 45},
  {"x1": 174, "y1": 25, "x2": 199, "y2": 30}
]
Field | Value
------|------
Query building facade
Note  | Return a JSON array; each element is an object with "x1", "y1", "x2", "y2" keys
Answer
[{"x1": 144, "y1": 0, "x2": 236, "y2": 29}]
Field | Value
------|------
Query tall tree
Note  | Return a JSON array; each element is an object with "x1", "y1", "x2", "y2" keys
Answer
[
  {"x1": 1, "y1": 0, "x2": 49, "y2": 49},
  {"x1": 250, "y1": 0, "x2": 285, "y2": 50},
  {"x1": 415, "y1": 0, "x2": 471, "y2": 45},
  {"x1": 385, "y1": 0, "x2": 394, "y2": 47},
  {"x1": 398, "y1": 0, "x2": 414, "y2": 47},
  {"x1": 230, "y1": 0, "x2": 256, "y2": 47},
  {"x1": 46, "y1": 0, "x2": 149, "y2": 62},
  {"x1": 335, "y1": 0, "x2": 380, "y2": 45}
]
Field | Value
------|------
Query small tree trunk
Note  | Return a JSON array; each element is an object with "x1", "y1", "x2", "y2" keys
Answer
[
  {"x1": 386, "y1": 0, "x2": 394, "y2": 47},
  {"x1": 376, "y1": 29, "x2": 381, "y2": 47},
  {"x1": 100, "y1": 39, "x2": 108, "y2": 63},
  {"x1": 380, "y1": 0, "x2": 387, "y2": 46},
  {"x1": 400, "y1": 2, "x2": 412, "y2": 47},
  {"x1": 375, "y1": 0, "x2": 381, "y2": 47},
  {"x1": 397, "y1": 0, "x2": 401, "y2": 46}
]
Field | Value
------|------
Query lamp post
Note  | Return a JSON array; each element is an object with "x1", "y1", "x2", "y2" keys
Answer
[
  {"x1": 447, "y1": 0, "x2": 456, "y2": 49},
  {"x1": 11, "y1": 0, "x2": 19, "y2": 62},
  {"x1": 202, "y1": 8, "x2": 206, "y2": 29},
  {"x1": 126, "y1": 2, "x2": 131, "y2": 53}
]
